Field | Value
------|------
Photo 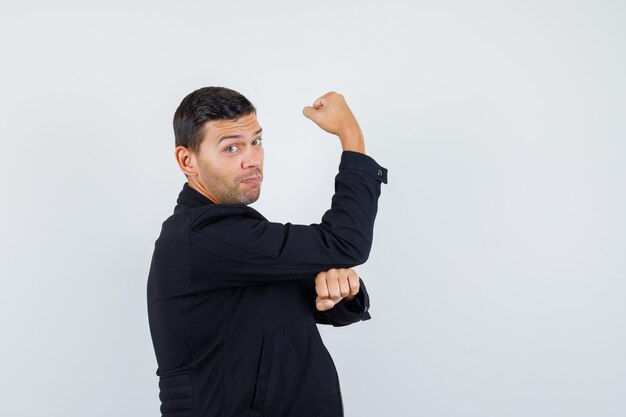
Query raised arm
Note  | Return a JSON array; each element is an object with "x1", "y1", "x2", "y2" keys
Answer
[{"x1": 186, "y1": 93, "x2": 388, "y2": 287}]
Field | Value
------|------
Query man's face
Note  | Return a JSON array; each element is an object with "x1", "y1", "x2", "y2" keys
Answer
[{"x1": 192, "y1": 113, "x2": 264, "y2": 205}]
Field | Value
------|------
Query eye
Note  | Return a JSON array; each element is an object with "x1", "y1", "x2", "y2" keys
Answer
[
  {"x1": 252, "y1": 138, "x2": 263, "y2": 146},
  {"x1": 225, "y1": 145, "x2": 239, "y2": 153}
]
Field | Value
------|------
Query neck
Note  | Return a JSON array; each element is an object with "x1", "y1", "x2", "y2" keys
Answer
[{"x1": 187, "y1": 178, "x2": 221, "y2": 204}]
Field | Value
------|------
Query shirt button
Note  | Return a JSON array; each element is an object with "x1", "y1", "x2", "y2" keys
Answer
[{"x1": 377, "y1": 169, "x2": 383, "y2": 177}]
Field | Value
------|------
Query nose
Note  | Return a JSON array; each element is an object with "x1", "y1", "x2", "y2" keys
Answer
[{"x1": 242, "y1": 146, "x2": 262, "y2": 169}]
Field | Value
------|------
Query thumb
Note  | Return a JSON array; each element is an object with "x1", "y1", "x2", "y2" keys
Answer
[
  {"x1": 315, "y1": 296, "x2": 335, "y2": 311},
  {"x1": 302, "y1": 105, "x2": 318, "y2": 122}
]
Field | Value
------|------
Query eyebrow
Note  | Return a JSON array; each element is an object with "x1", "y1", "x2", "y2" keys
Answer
[{"x1": 217, "y1": 127, "x2": 263, "y2": 144}]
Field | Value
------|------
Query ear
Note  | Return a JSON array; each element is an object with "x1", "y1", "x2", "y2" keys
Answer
[{"x1": 175, "y1": 146, "x2": 198, "y2": 176}]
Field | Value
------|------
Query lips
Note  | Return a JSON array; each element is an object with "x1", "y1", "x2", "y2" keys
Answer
[{"x1": 241, "y1": 175, "x2": 262, "y2": 185}]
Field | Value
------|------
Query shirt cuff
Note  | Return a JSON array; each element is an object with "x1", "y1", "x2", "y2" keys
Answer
[
  {"x1": 339, "y1": 151, "x2": 388, "y2": 184},
  {"x1": 338, "y1": 281, "x2": 371, "y2": 321}
]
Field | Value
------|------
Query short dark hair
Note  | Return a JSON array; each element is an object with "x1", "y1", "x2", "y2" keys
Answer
[{"x1": 173, "y1": 86, "x2": 256, "y2": 153}]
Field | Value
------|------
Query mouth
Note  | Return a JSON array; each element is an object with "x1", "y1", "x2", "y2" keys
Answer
[{"x1": 240, "y1": 175, "x2": 262, "y2": 186}]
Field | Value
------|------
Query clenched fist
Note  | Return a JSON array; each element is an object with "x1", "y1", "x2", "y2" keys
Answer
[
  {"x1": 302, "y1": 91, "x2": 365, "y2": 154},
  {"x1": 315, "y1": 268, "x2": 360, "y2": 311}
]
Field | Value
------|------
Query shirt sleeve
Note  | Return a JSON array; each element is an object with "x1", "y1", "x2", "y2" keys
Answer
[
  {"x1": 298, "y1": 276, "x2": 372, "y2": 327},
  {"x1": 188, "y1": 151, "x2": 388, "y2": 286}
]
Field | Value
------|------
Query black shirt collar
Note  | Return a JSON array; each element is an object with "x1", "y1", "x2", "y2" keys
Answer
[{"x1": 176, "y1": 182, "x2": 215, "y2": 208}]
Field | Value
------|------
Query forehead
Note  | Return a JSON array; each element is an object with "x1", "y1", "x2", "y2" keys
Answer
[{"x1": 201, "y1": 113, "x2": 261, "y2": 143}]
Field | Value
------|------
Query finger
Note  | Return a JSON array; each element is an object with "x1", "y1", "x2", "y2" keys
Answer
[
  {"x1": 313, "y1": 98, "x2": 326, "y2": 110},
  {"x1": 316, "y1": 296, "x2": 335, "y2": 311},
  {"x1": 326, "y1": 270, "x2": 341, "y2": 300},
  {"x1": 315, "y1": 272, "x2": 329, "y2": 299},
  {"x1": 347, "y1": 271, "x2": 360, "y2": 296},
  {"x1": 338, "y1": 271, "x2": 351, "y2": 298}
]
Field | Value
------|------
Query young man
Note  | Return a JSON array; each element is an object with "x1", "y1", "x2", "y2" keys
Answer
[{"x1": 147, "y1": 87, "x2": 388, "y2": 417}]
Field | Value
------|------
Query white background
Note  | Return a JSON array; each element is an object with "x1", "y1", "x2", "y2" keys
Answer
[{"x1": 1, "y1": 1, "x2": 625, "y2": 416}]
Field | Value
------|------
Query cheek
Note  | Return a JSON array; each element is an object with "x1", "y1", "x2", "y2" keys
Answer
[
  {"x1": 199, "y1": 155, "x2": 230, "y2": 183},
  {"x1": 258, "y1": 147, "x2": 265, "y2": 165}
]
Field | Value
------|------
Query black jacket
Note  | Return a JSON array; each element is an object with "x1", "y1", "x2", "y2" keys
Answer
[{"x1": 147, "y1": 151, "x2": 388, "y2": 417}]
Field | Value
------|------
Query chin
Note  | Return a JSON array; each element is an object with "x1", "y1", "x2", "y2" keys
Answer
[
  {"x1": 238, "y1": 191, "x2": 261, "y2": 205},
  {"x1": 247, "y1": 194, "x2": 261, "y2": 205}
]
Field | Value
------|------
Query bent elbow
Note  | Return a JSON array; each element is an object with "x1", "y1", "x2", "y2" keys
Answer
[{"x1": 341, "y1": 238, "x2": 371, "y2": 266}]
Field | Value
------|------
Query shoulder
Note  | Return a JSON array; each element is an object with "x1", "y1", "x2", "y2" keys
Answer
[
  {"x1": 187, "y1": 204, "x2": 268, "y2": 229},
  {"x1": 185, "y1": 204, "x2": 288, "y2": 260}
]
